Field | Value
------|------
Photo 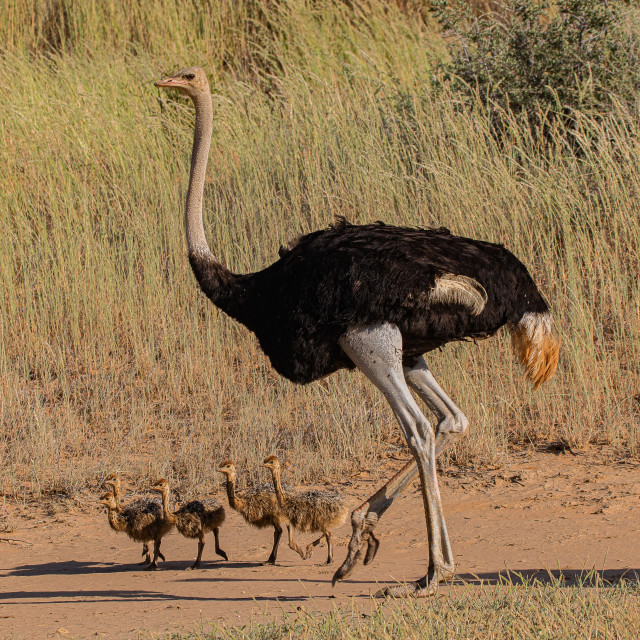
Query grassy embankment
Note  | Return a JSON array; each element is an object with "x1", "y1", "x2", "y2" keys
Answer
[{"x1": 1, "y1": 0, "x2": 639, "y2": 501}]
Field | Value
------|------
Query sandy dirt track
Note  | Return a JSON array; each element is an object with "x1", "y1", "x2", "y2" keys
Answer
[{"x1": 1, "y1": 450, "x2": 639, "y2": 639}]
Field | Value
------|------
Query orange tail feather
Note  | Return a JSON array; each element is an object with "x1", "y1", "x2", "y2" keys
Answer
[{"x1": 510, "y1": 312, "x2": 560, "y2": 390}]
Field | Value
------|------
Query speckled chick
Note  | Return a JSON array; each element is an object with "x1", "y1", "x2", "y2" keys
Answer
[
  {"x1": 157, "y1": 479, "x2": 228, "y2": 569},
  {"x1": 142, "y1": 478, "x2": 178, "y2": 570},
  {"x1": 102, "y1": 472, "x2": 161, "y2": 564},
  {"x1": 263, "y1": 455, "x2": 347, "y2": 564},
  {"x1": 100, "y1": 491, "x2": 170, "y2": 570},
  {"x1": 217, "y1": 460, "x2": 300, "y2": 564}
]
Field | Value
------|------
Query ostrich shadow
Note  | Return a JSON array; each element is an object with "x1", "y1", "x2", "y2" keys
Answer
[{"x1": 452, "y1": 568, "x2": 640, "y2": 587}]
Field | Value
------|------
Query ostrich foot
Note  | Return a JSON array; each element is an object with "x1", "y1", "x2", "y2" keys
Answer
[
  {"x1": 216, "y1": 550, "x2": 229, "y2": 561},
  {"x1": 331, "y1": 501, "x2": 381, "y2": 585},
  {"x1": 140, "y1": 546, "x2": 152, "y2": 564},
  {"x1": 375, "y1": 566, "x2": 455, "y2": 598},
  {"x1": 303, "y1": 545, "x2": 318, "y2": 562},
  {"x1": 304, "y1": 536, "x2": 334, "y2": 564},
  {"x1": 333, "y1": 460, "x2": 417, "y2": 586},
  {"x1": 186, "y1": 562, "x2": 201, "y2": 570},
  {"x1": 144, "y1": 563, "x2": 159, "y2": 571},
  {"x1": 332, "y1": 526, "x2": 378, "y2": 585}
]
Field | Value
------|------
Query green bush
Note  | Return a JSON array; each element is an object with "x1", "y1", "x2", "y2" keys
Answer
[{"x1": 432, "y1": 0, "x2": 640, "y2": 133}]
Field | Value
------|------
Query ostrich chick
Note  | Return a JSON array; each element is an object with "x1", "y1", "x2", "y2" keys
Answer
[
  {"x1": 263, "y1": 455, "x2": 347, "y2": 564},
  {"x1": 100, "y1": 491, "x2": 170, "y2": 570},
  {"x1": 144, "y1": 478, "x2": 179, "y2": 570},
  {"x1": 217, "y1": 460, "x2": 302, "y2": 565},
  {"x1": 102, "y1": 472, "x2": 162, "y2": 564},
  {"x1": 153, "y1": 478, "x2": 228, "y2": 569}
]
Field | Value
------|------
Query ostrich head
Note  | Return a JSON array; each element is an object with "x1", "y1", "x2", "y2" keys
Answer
[
  {"x1": 102, "y1": 472, "x2": 121, "y2": 491},
  {"x1": 99, "y1": 492, "x2": 116, "y2": 509},
  {"x1": 217, "y1": 460, "x2": 237, "y2": 482},
  {"x1": 151, "y1": 478, "x2": 170, "y2": 494},
  {"x1": 155, "y1": 67, "x2": 209, "y2": 99},
  {"x1": 262, "y1": 455, "x2": 282, "y2": 473}
]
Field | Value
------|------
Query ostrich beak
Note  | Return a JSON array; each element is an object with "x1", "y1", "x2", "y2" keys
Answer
[{"x1": 155, "y1": 76, "x2": 186, "y2": 89}]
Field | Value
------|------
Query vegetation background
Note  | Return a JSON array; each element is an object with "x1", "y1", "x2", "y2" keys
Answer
[{"x1": 1, "y1": 0, "x2": 639, "y2": 501}]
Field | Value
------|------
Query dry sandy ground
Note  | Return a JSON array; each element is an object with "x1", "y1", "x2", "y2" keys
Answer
[{"x1": 1, "y1": 450, "x2": 639, "y2": 639}]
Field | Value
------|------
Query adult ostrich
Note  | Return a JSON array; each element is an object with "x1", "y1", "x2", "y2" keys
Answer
[{"x1": 155, "y1": 67, "x2": 559, "y2": 596}]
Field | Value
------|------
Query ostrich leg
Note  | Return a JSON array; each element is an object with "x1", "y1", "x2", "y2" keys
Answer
[
  {"x1": 286, "y1": 525, "x2": 307, "y2": 559},
  {"x1": 264, "y1": 524, "x2": 283, "y2": 565},
  {"x1": 213, "y1": 528, "x2": 228, "y2": 561},
  {"x1": 304, "y1": 530, "x2": 334, "y2": 565},
  {"x1": 140, "y1": 542, "x2": 151, "y2": 564},
  {"x1": 333, "y1": 323, "x2": 455, "y2": 596},
  {"x1": 333, "y1": 355, "x2": 469, "y2": 583},
  {"x1": 405, "y1": 356, "x2": 469, "y2": 456},
  {"x1": 332, "y1": 459, "x2": 418, "y2": 584},
  {"x1": 146, "y1": 539, "x2": 163, "y2": 571},
  {"x1": 189, "y1": 532, "x2": 206, "y2": 569}
]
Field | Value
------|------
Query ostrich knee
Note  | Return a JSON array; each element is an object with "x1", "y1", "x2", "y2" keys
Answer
[{"x1": 439, "y1": 411, "x2": 468, "y2": 436}]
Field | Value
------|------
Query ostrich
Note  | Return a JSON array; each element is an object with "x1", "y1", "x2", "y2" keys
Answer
[
  {"x1": 155, "y1": 67, "x2": 559, "y2": 596},
  {"x1": 153, "y1": 478, "x2": 228, "y2": 569},
  {"x1": 217, "y1": 460, "x2": 298, "y2": 565},
  {"x1": 263, "y1": 455, "x2": 347, "y2": 565},
  {"x1": 102, "y1": 472, "x2": 161, "y2": 564},
  {"x1": 99, "y1": 491, "x2": 170, "y2": 570},
  {"x1": 145, "y1": 478, "x2": 178, "y2": 569}
]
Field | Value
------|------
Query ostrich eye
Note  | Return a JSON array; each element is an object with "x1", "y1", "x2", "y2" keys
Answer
[{"x1": 183, "y1": 73, "x2": 195, "y2": 80}]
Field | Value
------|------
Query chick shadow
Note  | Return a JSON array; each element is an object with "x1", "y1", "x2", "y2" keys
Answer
[
  {"x1": 0, "y1": 589, "x2": 179, "y2": 604},
  {"x1": 0, "y1": 588, "x2": 309, "y2": 605},
  {"x1": 6, "y1": 560, "x2": 127, "y2": 576},
  {"x1": 152, "y1": 559, "x2": 262, "y2": 571},
  {"x1": 5, "y1": 558, "x2": 261, "y2": 577}
]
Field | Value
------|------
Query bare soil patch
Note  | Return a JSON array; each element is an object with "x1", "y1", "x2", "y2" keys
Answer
[{"x1": 1, "y1": 451, "x2": 639, "y2": 639}]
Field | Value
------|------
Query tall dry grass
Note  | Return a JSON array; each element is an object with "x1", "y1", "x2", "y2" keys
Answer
[{"x1": 0, "y1": 0, "x2": 638, "y2": 499}]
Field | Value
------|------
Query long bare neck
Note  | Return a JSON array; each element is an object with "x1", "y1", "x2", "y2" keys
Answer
[
  {"x1": 160, "y1": 490, "x2": 177, "y2": 524},
  {"x1": 269, "y1": 467, "x2": 286, "y2": 507},
  {"x1": 224, "y1": 475, "x2": 243, "y2": 512},
  {"x1": 186, "y1": 92, "x2": 214, "y2": 256},
  {"x1": 185, "y1": 92, "x2": 246, "y2": 320},
  {"x1": 110, "y1": 484, "x2": 123, "y2": 513},
  {"x1": 106, "y1": 506, "x2": 126, "y2": 532}
]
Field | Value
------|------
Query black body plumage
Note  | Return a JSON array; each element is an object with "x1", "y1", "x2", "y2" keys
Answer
[{"x1": 189, "y1": 220, "x2": 550, "y2": 384}]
